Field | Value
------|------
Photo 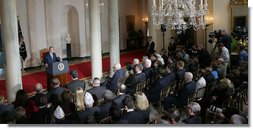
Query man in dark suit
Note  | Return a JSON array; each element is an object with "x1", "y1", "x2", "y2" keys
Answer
[
  {"x1": 106, "y1": 63, "x2": 125, "y2": 94},
  {"x1": 46, "y1": 78, "x2": 66, "y2": 100},
  {"x1": 44, "y1": 46, "x2": 60, "y2": 90},
  {"x1": 31, "y1": 94, "x2": 50, "y2": 124},
  {"x1": 99, "y1": 90, "x2": 115, "y2": 119},
  {"x1": 112, "y1": 84, "x2": 130, "y2": 109},
  {"x1": 164, "y1": 72, "x2": 196, "y2": 110},
  {"x1": 44, "y1": 46, "x2": 58, "y2": 68},
  {"x1": 31, "y1": 83, "x2": 45, "y2": 107},
  {"x1": 0, "y1": 95, "x2": 14, "y2": 116},
  {"x1": 176, "y1": 60, "x2": 186, "y2": 80},
  {"x1": 87, "y1": 77, "x2": 106, "y2": 99},
  {"x1": 126, "y1": 64, "x2": 146, "y2": 95},
  {"x1": 65, "y1": 70, "x2": 85, "y2": 93},
  {"x1": 145, "y1": 65, "x2": 176, "y2": 103},
  {"x1": 197, "y1": 44, "x2": 211, "y2": 69},
  {"x1": 146, "y1": 36, "x2": 155, "y2": 57},
  {"x1": 120, "y1": 96, "x2": 145, "y2": 124},
  {"x1": 143, "y1": 59, "x2": 155, "y2": 81}
]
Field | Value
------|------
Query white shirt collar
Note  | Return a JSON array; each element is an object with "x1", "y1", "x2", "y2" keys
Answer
[{"x1": 127, "y1": 109, "x2": 134, "y2": 112}]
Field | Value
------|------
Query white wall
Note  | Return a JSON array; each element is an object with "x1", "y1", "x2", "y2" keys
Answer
[
  {"x1": 16, "y1": 0, "x2": 31, "y2": 67},
  {"x1": 213, "y1": 0, "x2": 231, "y2": 33}
]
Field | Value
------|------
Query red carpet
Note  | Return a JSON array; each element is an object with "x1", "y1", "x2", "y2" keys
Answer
[{"x1": 0, "y1": 49, "x2": 145, "y2": 98}]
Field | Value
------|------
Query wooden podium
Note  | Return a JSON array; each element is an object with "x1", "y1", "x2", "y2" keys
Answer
[{"x1": 46, "y1": 61, "x2": 69, "y2": 90}]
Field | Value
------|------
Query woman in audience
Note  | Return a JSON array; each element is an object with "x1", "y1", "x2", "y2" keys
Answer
[
  {"x1": 209, "y1": 78, "x2": 235, "y2": 107},
  {"x1": 183, "y1": 102, "x2": 202, "y2": 124},
  {"x1": 12, "y1": 89, "x2": 38, "y2": 119},
  {"x1": 135, "y1": 92, "x2": 151, "y2": 123},
  {"x1": 13, "y1": 106, "x2": 27, "y2": 124},
  {"x1": 149, "y1": 110, "x2": 168, "y2": 124},
  {"x1": 60, "y1": 90, "x2": 76, "y2": 120}
]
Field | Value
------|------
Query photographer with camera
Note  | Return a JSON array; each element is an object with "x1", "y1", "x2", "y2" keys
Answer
[{"x1": 220, "y1": 30, "x2": 232, "y2": 54}]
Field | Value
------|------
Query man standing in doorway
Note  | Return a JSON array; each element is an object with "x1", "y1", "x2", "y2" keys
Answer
[{"x1": 146, "y1": 36, "x2": 155, "y2": 57}]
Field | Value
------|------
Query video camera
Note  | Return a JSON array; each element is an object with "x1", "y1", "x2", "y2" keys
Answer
[{"x1": 208, "y1": 30, "x2": 221, "y2": 44}]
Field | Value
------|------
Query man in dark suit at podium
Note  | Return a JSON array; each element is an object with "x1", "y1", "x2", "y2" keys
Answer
[{"x1": 44, "y1": 46, "x2": 60, "y2": 90}]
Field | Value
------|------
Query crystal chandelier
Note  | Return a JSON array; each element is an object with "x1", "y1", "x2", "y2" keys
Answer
[{"x1": 152, "y1": 0, "x2": 208, "y2": 31}]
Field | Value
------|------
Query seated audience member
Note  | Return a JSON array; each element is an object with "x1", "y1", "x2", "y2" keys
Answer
[
  {"x1": 133, "y1": 58, "x2": 140, "y2": 66},
  {"x1": 164, "y1": 72, "x2": 196, "y2": 110},
  {"x1": 149, "y1": 110, "x2": 169, "y2": 124},
  {"x1": 188, "y1": 56, "x2": 199, "y2": 74},
  {"x1": 109, "y1": 106, "x2": 128, "y2": 124},
  {"x1": 53, "y1": 106, "x2": 67, "y2": 124},
  {"x1": 13, "y1": 106, "x2": 27, "y2": 124},
  {"x1": 215, "y1": 58, "x2": 226, "y2": 78},
  {"x1": 12, "y1": 90, "x2": 38, "y2": 119},
  {"x1": 197, "y1": 44, "x2": 212, "y2": 69},
  {"x1": 0, "y1": 111, "x2": 15, "y2": 124},
  {"x1": 0, "y1": 94, "x2": 14, "y2": 116},
  {"x1": 120, "y1": 96, "x2": 145, "y2": 124},
  {"x1": 145, "y1": 65, "x2": 176, "y2": 103},
  {"x1": 75, "y1": 87, "x2": 85, "y2": 112},
  {"x1": 135, "y1": 92, "x2": 151, "y2": 123},
  {"x1": 126, "y1": 63, "x2": 146, "y2": 95},
  {"x1": 165, "y1": 108, "x2": 181, "y2": 124},
  {"x1": 209, "y1": 78, "x2": 235, "y2": 107},
  {"x1": 142, "y1": 59, "x2": 155, "y2": 81},
  {"x1": 65, "y1": 70, "x2": 85, "y2": 93},
  {"x1": 112, "y1": 84, "x2": 131, "y2": 109},
  {"x1": 181, "y1": 48, "x2": 189, "y2": 64},
  {"x1": 106, "y1": 63, "x2": 125, "y2": 94},
  {"x1": 48, "y1": 93, "x2": 61, "y2": 114},
  {"x1": 237, "y1": 45, "x2": 248, "y2": 65},
  {"x1": 60, "y1": 90, "x2": 76, "y2": 120},
  {"x1": 32, "y1": 83, "x2": 45, "y2": 107},
  {"x1": 99, "y1": 90, "x2": 116, "y2": 119},
  {"x1": 204, "y1": 67, "x2": 216, "y2": 84},
  {"x1": 76, "y1": 92, "x2": 100, "y2": 124},
  {"x1": 46, "y1": 77, "x2": 65, "y2": 100},
  {"x1": 195, "y1": 69, "x2": 206, "y2": 99},
  {"x1": 176, "y1": 61, "x2": 186, "y2": 80},
  {"x1": 87, "y1": 77, "x2": 106, "y2": 99},
  {"x1": 183, "y1": 102, "x2": 202, "y2": 124},
  {"x1": 31, "y1": 94, "x2": 52, "y2": 124},
  {"x1": 230, "y1": 114, "x2": 247, "y2": 124}
]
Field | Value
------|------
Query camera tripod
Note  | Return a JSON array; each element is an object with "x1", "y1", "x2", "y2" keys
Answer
[{"x1": 210, "y1": 42, "x2": 219, "y2": 59}]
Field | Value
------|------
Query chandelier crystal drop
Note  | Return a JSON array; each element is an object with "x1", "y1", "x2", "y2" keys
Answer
[{"x1": 152, "y1": 0, "x2": 208, "y2": 31}]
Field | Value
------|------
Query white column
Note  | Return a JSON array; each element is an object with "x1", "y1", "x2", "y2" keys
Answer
[
  {"x1": 0, "y1": 0, "x2": 22, "y2": 102},
  {"x1": 109, "y1": 0, "x2": 120, "y2": 76},
  {"x1": 147, "y1": 0, "x2": 157, "y2": 50},
  {"x1": 89, "y1": 0, "x2": 103, "y2": 79}
]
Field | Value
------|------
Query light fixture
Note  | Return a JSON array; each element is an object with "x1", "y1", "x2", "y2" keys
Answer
[{"x1": 152, "y1": 0, "x2": 208, "y2": 32}]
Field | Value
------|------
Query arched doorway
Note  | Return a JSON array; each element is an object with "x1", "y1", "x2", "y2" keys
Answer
[{"x1": 65, "y1": 5, "x2": 80, "y2": 58}]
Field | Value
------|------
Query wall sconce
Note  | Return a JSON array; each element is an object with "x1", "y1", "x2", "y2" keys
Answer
[
  {"x1": 142, "y1": 17, "x2": 148, "y2": 23},
  {"x1": 205, "y1": 16, "x2": 213, "y2": 26}
]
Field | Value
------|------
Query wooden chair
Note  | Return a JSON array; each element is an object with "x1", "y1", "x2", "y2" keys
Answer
[
  {"x1": 168, "y1": 81, "x2": 177, "y2": 95},
  {"x1": 99, "y1": 116, "x2": 111, "y2": 124},
  {"x1": 136, "y1": 81, "x2": 146, "y2": 92},
  {"x1": 194, "y1": 86, "x2": 206, "y2": 101},
  {"x1": 158, "y1": 83, "x2": 173, "y2": 112},
  {"x1": 40, "y1": 48, "x2": 49, "y2": 67},
  {"x1": 187, "y1": 93, "x2": 195, "y2": 104},
  {"x1": 204, "y1": 81, "x2": 217, "y2": 98},
  {"x1": 97, "y1": 98, "x2": 105, "y2": 106}
]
